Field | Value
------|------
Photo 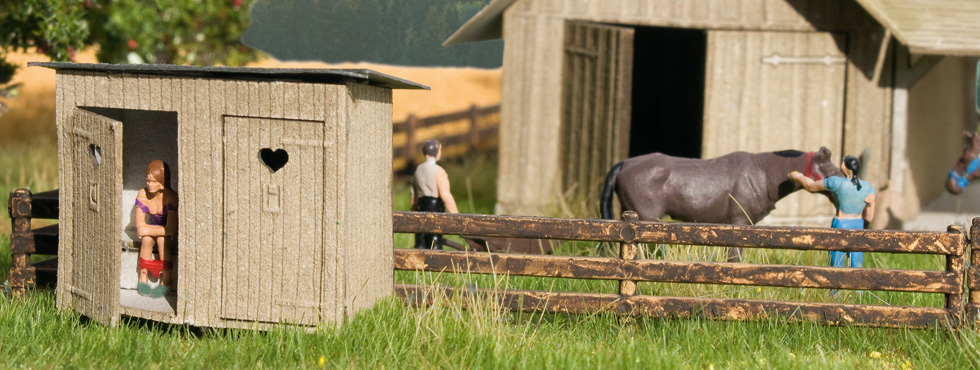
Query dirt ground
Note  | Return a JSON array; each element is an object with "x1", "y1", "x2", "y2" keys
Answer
[{"x1": 0, "y1": 49, "x2": 502, "y2": 144}]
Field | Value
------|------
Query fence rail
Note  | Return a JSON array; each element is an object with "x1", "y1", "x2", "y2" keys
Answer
[
  {"x1": 393, "y1": 211, "x2": 975, "y2": 328},
  {"x1": 7, "y1": 189, "x2": 59, "y2": 295},
  {"x1": 392, "y1": 104, "x2": 499, "y2": 173},
  {"x1": 7, "y1": 190, "x2": 979, "y2": 328}
]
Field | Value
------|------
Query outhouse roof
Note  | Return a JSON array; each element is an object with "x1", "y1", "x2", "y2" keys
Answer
[
  {"x1": 29, "y1": 62, "x2": 430, "y2": 90},
  {"x1": 446, "y1": 0, "x2": 980, "y2": 56}
]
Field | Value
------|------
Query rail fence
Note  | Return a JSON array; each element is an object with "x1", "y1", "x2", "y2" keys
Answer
[
  {"x1": 392, "y1": 211, "x2": 979, "y2": 329},
  {"x1": 392, "y1": 104, "x2": 500, "y2": 173},
  {"x1": 8, "y1": 190, "x2": 980, "y2": 328}
]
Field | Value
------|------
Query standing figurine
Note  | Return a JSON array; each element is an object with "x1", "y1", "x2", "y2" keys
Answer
[
  {"x1": 411, "y1": 139, "x2": 458, "y2": 249},
  {"x1": 134, "y1": 160, "x2": 178, "y2": 297},
  {"x1": 790, "y1": 155, "x2": 875, "y2": 268}
]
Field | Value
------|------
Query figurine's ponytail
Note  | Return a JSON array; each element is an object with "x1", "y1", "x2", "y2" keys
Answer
[{"x1": 843, "y1": 155, "x2": 862, "y2": 191}]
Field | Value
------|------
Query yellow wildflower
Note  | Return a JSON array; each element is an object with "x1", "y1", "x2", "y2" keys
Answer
[{"x1": 869, "y1": 351, "x2": 881, "y2": 359}]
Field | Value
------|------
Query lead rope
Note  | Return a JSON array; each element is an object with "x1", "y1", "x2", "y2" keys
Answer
[{"x1": 949, "y1": 156, "x2": 980, "y2": 188}]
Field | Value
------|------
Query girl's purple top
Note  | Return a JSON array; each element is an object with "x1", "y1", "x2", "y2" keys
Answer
[{"x1": 135, "y1": 198, "x2": 176, "y2": 226}]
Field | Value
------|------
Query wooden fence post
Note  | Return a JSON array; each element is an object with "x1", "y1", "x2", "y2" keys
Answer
[
  {"x1": 969, "y1": 218, "x2": 980, "y2": 325},
  {"x1": 405, "y1": 114, "x2": 417, "y2": 170},
  {"x1": 8, "y1": 189, "x2": 34, "y2": 297},
  {"x1": 619, "y1": 211, "x2": 639, "y2": 296},
  {"x1": 946, "y1": 224, "x2": 967, "y2": 327},
  {"x1": 468, "y1": 104, "x2": 480, "y2": 151}
]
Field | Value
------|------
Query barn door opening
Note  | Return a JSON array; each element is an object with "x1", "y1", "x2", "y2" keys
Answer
[
  {"x1": 629, "y1": 27, "x2": 706, "y2": 158},
  {"x1": 560, "y1": 21, "x2": 634, "y2": 202},
  {"x1": 67, "y1": 108, "x2": 122, "y2": 326}
]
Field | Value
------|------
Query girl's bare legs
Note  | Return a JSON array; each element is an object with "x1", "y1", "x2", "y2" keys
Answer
[
  {"x1": 157, "y1": 236, "x2": 170, "y2": 286},
  {"x1": 139, "y1": 236, "x2": 155, "y2": 284}
]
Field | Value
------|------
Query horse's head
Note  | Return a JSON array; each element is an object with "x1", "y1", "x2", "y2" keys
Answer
[
  {"x1": 806, "y1": 146, "x2": 843, "y2": 181},
  {"x1": 946, "y1": 131, "x2": 980, "y2": 195}
]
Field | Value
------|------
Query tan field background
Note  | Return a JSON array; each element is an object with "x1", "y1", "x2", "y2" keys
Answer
[
  {"x1": 0, "y1": 48, "x2": 502, "y2": 145},
  {"x1": 0, "y1": 49, "x2": 500, "y2": 233}
]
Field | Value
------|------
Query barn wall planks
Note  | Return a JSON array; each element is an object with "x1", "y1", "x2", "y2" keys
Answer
[
  {"x1": 497, "y1": 12, "x2": 566, "y2": 215},
  {"x1": 702, "y1": 30, "x2": 846, "y2": 223}
]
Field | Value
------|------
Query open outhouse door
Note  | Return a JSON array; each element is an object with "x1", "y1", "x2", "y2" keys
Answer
[
  {"x1": 65, "y1": 109, "x2": 123, "y2": 326},
  {"x1": 560, "y1": 21, "x2": 634, "y2": 200}
]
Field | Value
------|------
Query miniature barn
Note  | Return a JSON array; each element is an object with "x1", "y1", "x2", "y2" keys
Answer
[
  {"x1": 447, "y1": 0, "x2": 980, "y2": 226},
  {"x1": 33, "y1": 62, "x2": 427, "y2": 328}
]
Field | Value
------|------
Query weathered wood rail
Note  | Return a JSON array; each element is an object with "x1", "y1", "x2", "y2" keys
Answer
[
  {"x1": 393, "y1": 211, "x2": 977, "y2": 328},
  {"x1": 7, "y1": 190, "x2": 980, "y2": 328},
  {"x1": 7, "y1": 189, "x2": 59, "y2": 296}
]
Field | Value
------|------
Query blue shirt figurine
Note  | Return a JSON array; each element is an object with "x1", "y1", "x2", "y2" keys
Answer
[{"x1": 789, "y1": 155, "x2": 876, "y2": 268}]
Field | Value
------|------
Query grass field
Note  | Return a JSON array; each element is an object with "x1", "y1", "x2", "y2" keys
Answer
[{"x1": 2, "y1": 146, "x2": 980, "y2": 368}]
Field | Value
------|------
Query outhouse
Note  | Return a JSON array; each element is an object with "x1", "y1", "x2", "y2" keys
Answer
[
  {"x1": 447, "y1": 0, "x2": 980, "y2": 227},
  {"x1": 32, "y1": 62, "x2": 428, "y2": 328}
]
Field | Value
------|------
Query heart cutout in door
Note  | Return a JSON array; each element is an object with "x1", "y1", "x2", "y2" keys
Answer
[{"x1": 259, "y1": 148, "x2": 289, "y2": 172}]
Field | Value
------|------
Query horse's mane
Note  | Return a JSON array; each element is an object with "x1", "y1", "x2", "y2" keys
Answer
[{"x1": 772, "y1": 150, "x2": 805, "y2": 158}]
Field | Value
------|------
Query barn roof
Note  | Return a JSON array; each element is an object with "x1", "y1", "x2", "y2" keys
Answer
[
  {"x1": 29, "y1": 62, "x2": 430, "y2": 90},
  {"x1": 854, "y1": 0, "x2": 980, "y2": 56},
  {"x1": 446, "y1": 0, "x2": 980, "y2": 56}
]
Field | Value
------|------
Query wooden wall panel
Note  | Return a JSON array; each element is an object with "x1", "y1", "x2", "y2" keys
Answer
[
  {"x1": 496, "y1": 13, "x2": 566, "y2": 215},
  {"x1": 343, "y1": 83, "x2": 394, "y2": 317},
  {"x1": 843, "y1": 28, "x2": 892, "y2": 187},
  {"x1": 56, "y1": 73, "x2": 75, "y2": 311},
  {"x1": 703, "y1": 31, "x2": 847, "y2": 224}
]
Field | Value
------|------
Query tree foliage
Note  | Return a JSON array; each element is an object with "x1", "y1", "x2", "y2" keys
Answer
[
  {"x1": 0, "y1": 0, "x2": 260, "y2": 84},
  {"x1": 244, "y1": 0, "x2": 503, "y2": 68},
  {"x1": 0, "y1": 0, "x2": 260, "y2": 114}
]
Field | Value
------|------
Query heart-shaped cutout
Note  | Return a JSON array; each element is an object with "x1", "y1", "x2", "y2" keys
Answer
[
  {"x1": 89, "y1": 144, "x2": 102, "y2": 166},
  {"x1": 259, "y1": 148, "x2": 289, "y2": 172}
]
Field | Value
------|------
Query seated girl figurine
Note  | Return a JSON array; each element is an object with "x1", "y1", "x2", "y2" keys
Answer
[{"x1": 134, "y1": 160, "x2": 178, "y2": 297}]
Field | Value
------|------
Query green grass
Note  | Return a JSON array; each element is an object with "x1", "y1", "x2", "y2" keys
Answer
[{"x1": 2, "y1": 148, "x2": 980, "y2": 368}]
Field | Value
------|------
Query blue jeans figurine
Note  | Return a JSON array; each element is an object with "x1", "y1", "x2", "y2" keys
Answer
[{"x1": 830, "y1": 217, "x2": 864, "y2": 268}]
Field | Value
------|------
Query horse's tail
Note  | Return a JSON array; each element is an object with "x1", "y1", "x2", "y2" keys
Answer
[{"x1": 600, "y1": 162, "x2": 624, "y2": 220}]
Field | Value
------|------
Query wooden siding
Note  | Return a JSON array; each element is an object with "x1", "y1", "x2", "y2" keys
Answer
[
  {"x1": 496, "y1": 13, "x2": 567, "y2": 215},
  {"x1": 560, "y1": 22, "x2": 633, "y2": 202},
  {"x1": 841, "y1": 27, "x2": 892, "y2": 188},
  {"x1": 55, "y1": 72, "x2": 393, "y2": 328},
  {"x1": 343, "y1": 83, "x2": 395, "y2": 316},
  {"x1": 702, "y1": 30, "x2": 846, "y2": 223}
]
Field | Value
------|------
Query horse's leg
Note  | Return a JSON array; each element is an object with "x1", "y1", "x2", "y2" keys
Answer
[{"x1": 726, "y1": 217, "x2": 752, "y2": 263}]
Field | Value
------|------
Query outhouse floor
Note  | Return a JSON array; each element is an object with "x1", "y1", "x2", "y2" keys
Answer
[{"x1": 120, "y1": 288, "x2": 177, "y2": 314}]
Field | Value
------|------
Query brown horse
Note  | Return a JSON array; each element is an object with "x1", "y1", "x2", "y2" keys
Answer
[
  {"x1": 600, "y1": 147, "x2": 841, "y2": 262},
  {"x1": 946, "y1": 131, "x2": 980, "y2": 195}
]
